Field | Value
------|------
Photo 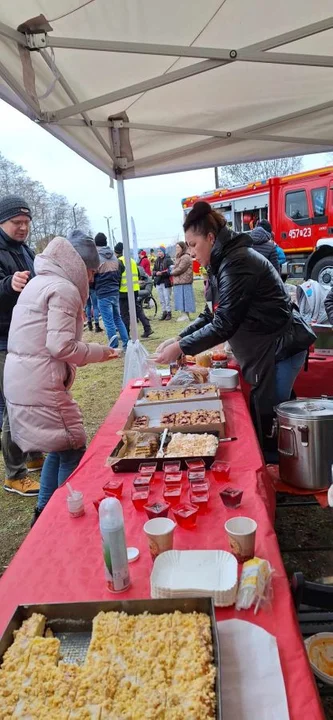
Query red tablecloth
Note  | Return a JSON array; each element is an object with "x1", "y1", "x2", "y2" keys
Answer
[
  {"x1": 231, "y1": 353, "x2": 333, "y2": 404},
  {"x1": 0, "y1": 387, "x2": 324, "y2": 720}
]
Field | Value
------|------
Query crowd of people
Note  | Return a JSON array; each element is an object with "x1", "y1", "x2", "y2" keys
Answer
[{"x1": 0, "y1": 191, "x2": 319, "y2": 521}]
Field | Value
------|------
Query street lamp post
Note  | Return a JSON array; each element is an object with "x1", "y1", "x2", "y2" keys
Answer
[
  {"x1": 104, "y1": 215, "x2": 112, "y2": 248},
  {"x1": 73, "y1": 203, "x2": 78, "y2": 227}
]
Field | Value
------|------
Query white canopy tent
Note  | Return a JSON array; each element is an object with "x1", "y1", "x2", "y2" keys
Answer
[{"x1": 0, "y1": 0, "x2": 333, "y2": 343}]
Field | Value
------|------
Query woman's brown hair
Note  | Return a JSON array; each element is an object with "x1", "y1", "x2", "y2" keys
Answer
[
  {"x1": 176, "y1": 240, "x2": 186, "y2": 255},
  {"x1": 183, "y1": 201, "x2": 227, "y2": 237}
]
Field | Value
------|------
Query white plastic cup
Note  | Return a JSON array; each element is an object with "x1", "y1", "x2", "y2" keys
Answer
[
  {"x1": 143, "y1": 517, "x2": 175, "y2": 560},
  {"x1": 225, "y1": 516, "x2": 257, "y2": 562},
  {"x1": 66, "y1": 490, "x2": 85, "y2": 518}
]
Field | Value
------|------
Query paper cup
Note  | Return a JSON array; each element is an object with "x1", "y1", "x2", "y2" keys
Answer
[
  {"x1": 143, "y1": 517, "x2": 175, "y2": 560},
  {"x1": 224, "y1": 516, "x2": 257, "y2": 562}
]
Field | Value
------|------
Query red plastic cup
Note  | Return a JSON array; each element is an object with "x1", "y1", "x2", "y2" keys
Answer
[
  {"x1": 164, "y1": 472, "x2": 183, "y2": 486},
  {"x1": 163, "y1": 484, "x2": 182, "y2": 506},
  {"x1": 187, "y1": 469, "x2": 206, "y2": 482},
  {"x1": 173, "y1": 503, "x2": 199, "y2": 529},
  {"x1": 133, "y1": 475, "x2": 152, "y2": 489},
  {"x1": 93, "y1": 496, "x2": 107, "y2": 512},
  {"x1": 220, "y1": 487, "x2": 243, "y2": 508},
  {"x1": 211, "y1": 461, "x2": 231, "y2": 482},
  {"x1": 131, "y1": 487, "x2": 150, "y2": 510},
  {"x1": 144, "y1": 501, "x2": 171, "y2": 519},
  {"x1": 189, "y1": 490, "x2": 209, "y2": 514},
  {"x1": 103, "y1": 478, "x2": 123, "y2": 498},
  {"x1": 139, "y1": 462, "x2": 157, "y2": 476}
]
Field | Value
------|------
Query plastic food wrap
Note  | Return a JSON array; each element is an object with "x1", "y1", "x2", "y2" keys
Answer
[
  {"x1": 235, "y1": 557, "x2": 273, "y2": 614},
  {"x1": 167, "y1": 365, "x2": 209, "y2": 387}
]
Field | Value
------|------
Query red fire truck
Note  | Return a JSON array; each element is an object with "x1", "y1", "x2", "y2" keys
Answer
[{"x1": 182, "y1": 166, "x2": 333, "y2": 287}]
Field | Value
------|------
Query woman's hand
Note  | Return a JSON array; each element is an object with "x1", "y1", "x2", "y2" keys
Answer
[
  {"x1": 155, "y1": 341, "x2": 181, "y2": 365},
  {"x1": 156, "y1": 271, "x2": 162, "y2": 276},
  {"x1": 155, "y1": 337, "x2": 179, "y2": 353},
  {"x1": 101, "y1": 346, "x2": 119, "y2": 361}
]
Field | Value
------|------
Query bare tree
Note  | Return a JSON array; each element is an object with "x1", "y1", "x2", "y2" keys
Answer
[
  {"x1": 218, "y1": 156, "x2": 303, "y2": 188},
  {"x1": 0, "y1": 153, "x2": 91, "y2": 247}
]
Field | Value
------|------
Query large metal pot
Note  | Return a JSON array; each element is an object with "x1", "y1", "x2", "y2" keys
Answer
[{"x1": 277, "y1": 398, "x2": 333, "y2": 490}]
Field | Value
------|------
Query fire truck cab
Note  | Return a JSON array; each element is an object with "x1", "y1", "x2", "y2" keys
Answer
[{"x1": 181, "y1": 166, "x2": 333, "y2": 287}]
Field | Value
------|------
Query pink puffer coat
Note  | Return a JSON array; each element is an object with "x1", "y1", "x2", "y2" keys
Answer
[{"x1": 4, "y1": 236, "x2": 110, "y2": 453}]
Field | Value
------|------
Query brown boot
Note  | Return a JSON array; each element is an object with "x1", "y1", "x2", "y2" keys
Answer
[{"x1": 165, "y1": 312, "x2": 172, "y2": 320}]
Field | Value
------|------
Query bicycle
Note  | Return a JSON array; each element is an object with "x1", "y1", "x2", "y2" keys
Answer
[{"x1": 137, "y1": 290, "x2": 158, "y2": 320}]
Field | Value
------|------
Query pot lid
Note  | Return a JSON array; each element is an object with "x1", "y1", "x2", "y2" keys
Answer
[{"x1": 277, "y1": 398, "x2": 333, "y2": 419}]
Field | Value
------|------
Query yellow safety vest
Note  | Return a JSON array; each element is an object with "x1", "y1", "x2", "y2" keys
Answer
[{"x1": 119, "y1": 256, "x2": 140, "y2": 293}]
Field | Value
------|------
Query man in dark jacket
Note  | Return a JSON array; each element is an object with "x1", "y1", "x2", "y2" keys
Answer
[
  {"x1": 0, "y1": 195, "x2": 43, "y2": 495},
  {"x1": 93, "y1": 232, "x2": 128, "y2": 350},
  {"x1": 250, "y1": 226, "x2": 280, "y2": 274}
]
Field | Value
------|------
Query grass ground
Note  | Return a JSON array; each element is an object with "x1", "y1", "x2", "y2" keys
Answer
[{"x1": 0, "y1": 281, "x2": 332, "y2": 716}]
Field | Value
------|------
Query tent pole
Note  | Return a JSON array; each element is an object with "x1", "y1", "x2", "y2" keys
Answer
[{"x1": 117, "y1": 176, "x2": 138, "y2": 341}]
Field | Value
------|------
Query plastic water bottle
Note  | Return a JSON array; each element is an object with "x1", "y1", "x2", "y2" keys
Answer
[{"x1": 99, "y1": 497, "x2": 130, "y2": 592}]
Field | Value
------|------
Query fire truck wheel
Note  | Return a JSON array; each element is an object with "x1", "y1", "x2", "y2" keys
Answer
[{"x1": 310, "y1": 256, "x2": 333, "y2": 288}]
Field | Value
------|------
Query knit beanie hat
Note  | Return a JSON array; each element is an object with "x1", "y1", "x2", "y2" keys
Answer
[
  {"x1": 250, "y1": 226, "x2": 271, "y2": 245},
  {"x1": 67, "y1": 229, "x2": 100, "y2": 269},
  {"x1": 159, "y1": 246, "x2": 166, "y2": 254},
  {"x1": 257, "y1": 218, "x2": 272, "y2": 234},
  {"x1": 0, "y1": 195, "x2": 32, "y2": 223},
  {"x1": 114, "y1": 242, "x2": 123, "y2": 255},
  {"x1": 95, "y1": 232, "x2": 107, "y2": 247}
]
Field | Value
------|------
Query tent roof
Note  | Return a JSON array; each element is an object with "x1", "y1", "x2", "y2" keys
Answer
[{"x1": 0, "y1": 1, "x2": 333, "y2": 180}]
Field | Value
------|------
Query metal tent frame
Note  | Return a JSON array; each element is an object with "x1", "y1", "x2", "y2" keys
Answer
[{"x1": 0, "y1": 10, "x2": 333, "y2": 340}]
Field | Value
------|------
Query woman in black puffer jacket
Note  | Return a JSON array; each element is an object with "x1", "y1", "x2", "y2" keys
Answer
[
  {"x1": 249, "y1": 226, "x2": 280, "y2": 274},
  {"x1": 155, "y1": 202, "x2": 315, "y2": 450}
]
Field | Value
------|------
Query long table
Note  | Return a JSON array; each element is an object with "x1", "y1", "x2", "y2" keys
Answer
[{"x1": 0, "y1": 385, "x2": 324, "y2": 719}]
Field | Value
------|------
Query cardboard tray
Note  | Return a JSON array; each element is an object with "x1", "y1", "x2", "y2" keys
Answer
[
  {"x1": 109, "y1": 429, "x2": 220, "y2": 472},
  {"x1": 124, "y1": 398, "x2": 225, "y2": 437},
  {"x1": 135, "y1": 383, "x2": 220, "y2": 405},
  {"x1": 0, "y1": 598, "x2": 222, "y2": 720}
]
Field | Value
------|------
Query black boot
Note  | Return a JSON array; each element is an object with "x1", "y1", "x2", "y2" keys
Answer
[
  {"x1": 159, "y1": 311, "x2": 167, "y2": 321},
  {"x1": 31, "y1": 506, "x2": 42, "y2": 528},
  {"x1": 142, "y1": 327, "x2": 154, "y2": 338},
  {"x1": 94, "y1": 323, "x2": 103, "y2": 333},
  {"x1": 165, "y1": 312, "x2": 172, "y2": 321},
  {"x1": 87, "y1": 320, "x2": 93, "y2": 331}
]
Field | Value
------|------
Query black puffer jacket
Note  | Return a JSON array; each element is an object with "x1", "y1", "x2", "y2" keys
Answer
[
  {"x1": 250, "y1": 227, "x2": 280, "y2": 273},
  {"x1": 0, "y1": 228, "x2": 35, "y2": 342},
  {"x1": 179, "y1": 225, "x2": 291, "y2": 355},
  {"x1": 152, "y1": 254, "x2": 173, "y2": 288}
]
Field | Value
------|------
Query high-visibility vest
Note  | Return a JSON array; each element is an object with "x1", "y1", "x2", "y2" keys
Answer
[{"x1": 119, "y1": 256, "x2": 140, "y2": 293}]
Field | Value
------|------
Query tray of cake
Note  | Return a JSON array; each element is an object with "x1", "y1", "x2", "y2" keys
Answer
[
  {"x1": 108, "y1": 429, "x2": 219, "y2": 472},
  {"x1": 0, "y1": 597, "x2": 222, "y2": 719},
  {"x1": 124, "y1": 398, "x2": 225, "y2": 436},
  {"x1": 135, "y1": 383, "x2": 220, "y2": 405}
]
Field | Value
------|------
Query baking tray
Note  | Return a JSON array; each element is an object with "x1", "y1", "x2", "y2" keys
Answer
[
  {"x1": 109, "y1": 429, "x2": 220, "y2": 472},
  {"x1": 124, "y1": 398, "x2": 225, "y2": 437},
  {"x1": 135, "y1": 383, "x2": 220, "y2": 405},
  {"x1": 0, "y1": 597, "x2": 222, "y2": 720}
]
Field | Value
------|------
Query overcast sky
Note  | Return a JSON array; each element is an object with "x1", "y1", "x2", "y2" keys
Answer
[{"x1": 0, "y1": 100, "x2": 331, "y2": 248}]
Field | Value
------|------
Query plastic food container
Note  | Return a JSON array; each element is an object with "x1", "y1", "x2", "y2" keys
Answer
[
  {"x1": 173, "y1": 503, "x2": 199, "y2": 529},
  {"x1": 211, "y1": 461, "x2": 231, "y2": 482},
  {"x1": 139, "y1": 462, "x2": 157, "y2": 476},
  {"x1": 163, "y1": 461, "x2": 181, "y2": 473},
  {"x1": 131, "y1": 487, "x2": 150, "y2": 510},
  {"x1": 163, "y1": 485, "x2": 182, "y2": 505},
  {"x1": 220, "y1": 487, "x2": 243, "y2": 508},
  {"x1": 189, "y1": 490, "x2": 209, "y2": 513},
  {"x1": 133, "y1": 475, "x2": 153, "y2": 489},
  {"x1": 144, "y1": 501, "x2": 171, "y2": 519},
  {"x1": 208, "y1": 368, "x2": 239, "y2": 390},
  {"x1": 164, "y1": 472, "x2": 183, "y2": 486},
  {"x1": 185, "y1": 459, "x2": 205, "y2": 471},
  {"x1": 188, "y1": 481, "x2": 210, "y2": 495},
  {"x1": 103, "y1": 478, "x2": 123, "y2": 498}
]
